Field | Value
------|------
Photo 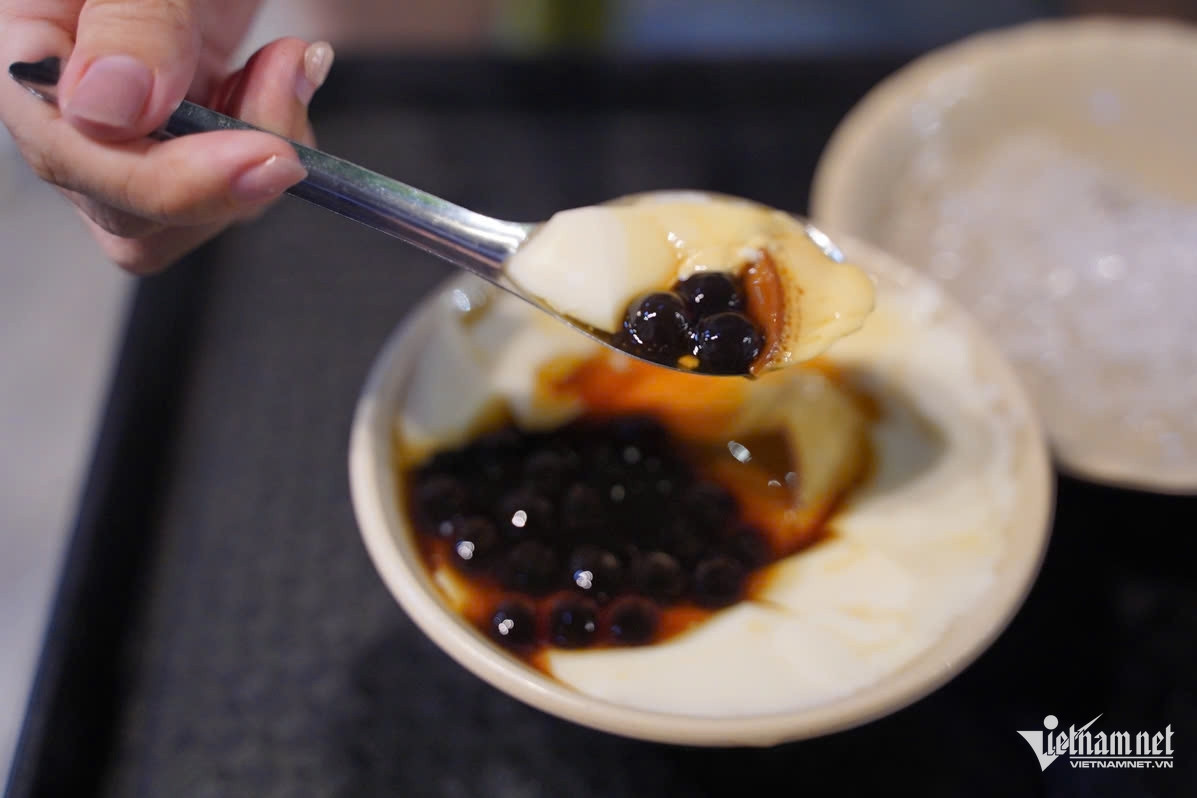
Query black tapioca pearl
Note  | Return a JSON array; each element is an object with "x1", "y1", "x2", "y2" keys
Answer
[
  {"x1": 559, "y1": 482, "x2": 605, "y2": 537},
  {"x1": 604, "y1": 478, "x2": 659, "y2": 529},
  {"x1": 607, "y1": 596, "x2": 661, "y2": 645},
  {"x1": 610, "y1": 415, "x2": 670, "y2": 453},
  {"x1": 693, "y1": 311, "x2": 763, "y2": 374},
  {"x1": 606, "y1": 481, "x2": 629, "y2": 506},
  {"x1": 567, "y1": 545, "x2": 623, "y2": 596},
  {"x1": 683, "y1": 480, "x2": 739, "y2": 537},
  {"x1": 631, "y1": 492, "x2": 669, "y2": 531},
  {"x1": 631, "y1": 551, "x2": 687, "y2": 602},
  {"x1": 647, "y1": 456, "x2": 689, "y2": 499},
  {"x1": 620, "y1": 291, "x2": 694, "y2": 365},
  {"x1": 474, "y1": 425, "x2": 524, "y2": 455},
  {"x1": 658, "y1": 519, "x2": 707, "y2": 567},
  {"x1": 692, "y1": 555, "x2": 747, "y2": 608},
  {"x1": 413, "y1": 474, "x2": 469, "y2": 533},
  {"x1": 473, "y1": 427, "x2": 525, "y2": 482},
  {"x1": 548, "y1": 596, "x2": 600, "y2": 648},
  {"x1": 495, "y1": 489, "x2": 555, "y2": 539},
  {"x1": 677, "y1": 272, "x2": 745, "y2": 316},
  {"x1": 523, "y1": 448, "x2": 572, "y2": 495},
  {"x1": 723, "y1": 524, "x2": 773, "y2": 569},
  {"x1": 586, "y1": 440, "x2": 629, "y2": 482},
  {"x1": 500, "y1": 541, "x2": 560, "y2": 595},
  {"x1": 422, "y1": 448, "x2": 471, "y2": 479},
  {"x1": 489, "y1": 599, "x2": 537, "y2": 649},
  {"x1": 451, "y1": 516, "x2": 500, "y2": 570},
  {"x1": 549, "y1": 441, "x2": 584, "y2": 475},
  {"x1": 616, "y1": 541, "x2": 645, "y2": 565}
]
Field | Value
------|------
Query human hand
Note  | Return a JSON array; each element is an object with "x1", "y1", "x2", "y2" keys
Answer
[{"x1": 0, "y1": 0, "x2": 334, "y2": 273}]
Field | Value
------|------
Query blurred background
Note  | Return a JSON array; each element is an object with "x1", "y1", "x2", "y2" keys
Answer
[
  {"x1": 245, "y1": 0, "x2": 1195, "y2": 54},
  {"x1": 3, "y1": 0, "x2": 1195, "y2": 787}
]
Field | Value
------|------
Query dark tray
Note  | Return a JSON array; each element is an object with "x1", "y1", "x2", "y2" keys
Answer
[{"x1": 6, "y1": 57, "x2": 1194, "y2": 798}]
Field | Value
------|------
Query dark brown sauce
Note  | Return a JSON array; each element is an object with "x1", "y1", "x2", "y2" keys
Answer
[{"x1": 400, "y1": 354, "x2": 874, "y2": 670}]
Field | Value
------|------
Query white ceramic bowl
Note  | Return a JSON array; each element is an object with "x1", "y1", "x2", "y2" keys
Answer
[
  {"x1": 811, "y1": 17, "x2": 1197, "y2": 494},
  {"x1": 349, "y1": 235, "x2": 1054, "y2": 747}
]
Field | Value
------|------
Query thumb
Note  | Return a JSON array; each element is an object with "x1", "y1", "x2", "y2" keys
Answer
[{"x1": 58, "y1": 0, "x2": 201, "y2": 141}]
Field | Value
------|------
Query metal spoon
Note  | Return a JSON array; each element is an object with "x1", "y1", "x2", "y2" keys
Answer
[
  {"x1": 10, "y1": 57, "x2": 532, "y2": 275},
  {"x1": 10, "y1": 60, "x2": 621, "y2": 337},
  {"x1": 9, "y1": 57, "x2": 850, "y2": 376}
]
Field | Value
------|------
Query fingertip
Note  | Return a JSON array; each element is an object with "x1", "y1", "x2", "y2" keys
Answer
[
  {"x1": 129, "y1": 130, "x2": 307, "y2": 222},
  {"x1": 60, "y1": 0, "x2": 203, "y2": 140},
  {"x1": 231, "y1": 153, "x2": 308, "y2": 204},
  {"x1": 219, "y1": 37, "x2": 329, "y2": 144},
  {"x1": 60, "y1": 54, "x2": 154, "y2": 141},
  {"x1": 297, "y1": 42, "x2": 335, "y2": 107}
]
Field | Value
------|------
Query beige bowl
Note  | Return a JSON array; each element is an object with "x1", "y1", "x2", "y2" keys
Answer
[
  {"x1": 811, "y1": 18, "x2": 1197, "y2": 494},
  {"x1": 348, "y1": 236, "x2": 1053, "y2": 746}
]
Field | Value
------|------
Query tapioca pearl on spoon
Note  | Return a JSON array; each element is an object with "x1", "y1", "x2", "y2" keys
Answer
[{"x1": 504, "y1": 193, "x2": 876, "y2": 376}]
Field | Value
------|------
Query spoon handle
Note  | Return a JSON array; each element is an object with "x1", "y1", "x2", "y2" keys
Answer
[{"x1": 8, "y1": 57, "x2": 527, "y2": 278}]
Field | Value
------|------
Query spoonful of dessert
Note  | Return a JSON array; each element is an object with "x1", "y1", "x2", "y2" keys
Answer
[{"x1": 10, "y1": 57, "x2": 874, "y2": 376}]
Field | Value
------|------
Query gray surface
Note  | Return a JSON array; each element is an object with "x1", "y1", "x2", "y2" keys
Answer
[
  {"x1": 0, "y1": 138, "x2": 131, "y2": 789},
  {"x1": 0, "y1": 4, "x2": 304, "y2": 783}
]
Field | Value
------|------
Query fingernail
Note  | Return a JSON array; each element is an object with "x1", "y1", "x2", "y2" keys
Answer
[
  {"x1": 296, "y1": 41, "x2": 335, "y2": 106},
  {"x1": 232, "y1": 155, "x2": 307, "y2": 203},
  {"x1": 65, "y1": 55, "x2": 153, "y2": 131}
]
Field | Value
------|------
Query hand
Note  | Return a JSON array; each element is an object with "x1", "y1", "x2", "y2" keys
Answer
[{"x1": 0, "y1": 0, "x2": 334, "y2": 274}]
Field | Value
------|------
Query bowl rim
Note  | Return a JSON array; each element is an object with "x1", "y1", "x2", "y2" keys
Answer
[
  {"x1": 810, "y1": 15, "x2": 1197, "y2": 496},
  {"x1": 348, "y1": 238, "x2": 1055, "y2": 747}
]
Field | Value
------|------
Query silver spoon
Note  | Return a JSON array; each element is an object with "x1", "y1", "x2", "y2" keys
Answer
[
  {"x1": 9, "y1": 57, "x2": 852, "y2": 377},
  {"x1": 9, "y1": 57, "x2": 531, "y2": 277},
  {"x1": 10, "y1": 59, "x2": 617, "y2": 337}
]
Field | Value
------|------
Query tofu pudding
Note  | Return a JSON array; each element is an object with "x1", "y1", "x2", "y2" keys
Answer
[
  {"x1": 391, "y1": 258, "x2": 1041, "y2": 717},
  {"x1": 505, "y1": 193, "x2": 876, "y2": 375}
]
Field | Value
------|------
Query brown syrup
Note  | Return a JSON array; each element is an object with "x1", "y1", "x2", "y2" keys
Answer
[{"x1": 400, "y1": 354, "x2": 874, "y2": 671}]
